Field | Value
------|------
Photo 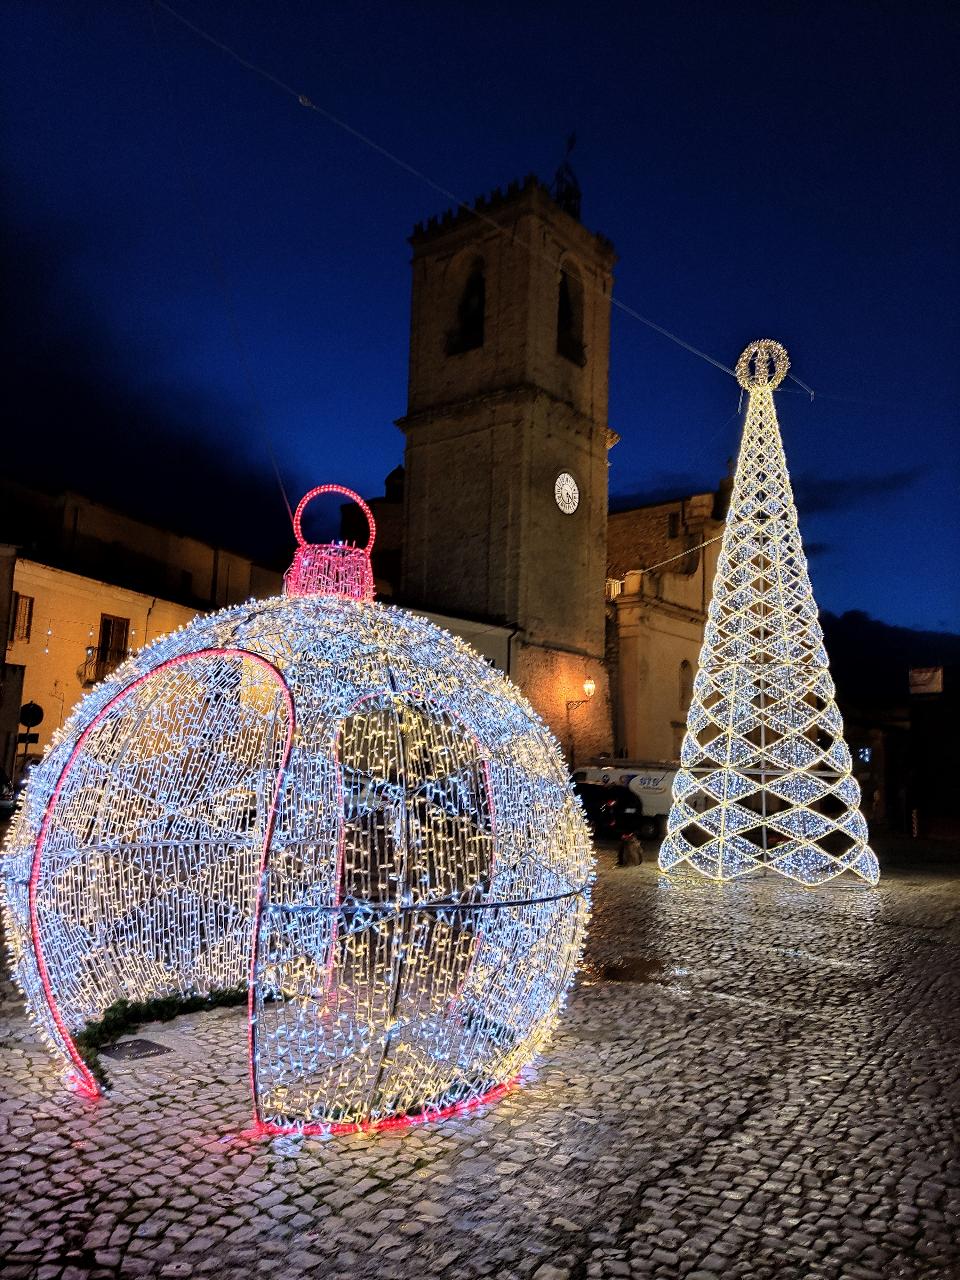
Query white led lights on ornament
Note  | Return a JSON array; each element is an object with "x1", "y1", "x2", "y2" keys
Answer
[
  {"x1": 659, "y1": 342, "x2": 879, "y2": 886},
  {"x1": 2, "y1": 485, "x2": 593, "y2": 1133}
]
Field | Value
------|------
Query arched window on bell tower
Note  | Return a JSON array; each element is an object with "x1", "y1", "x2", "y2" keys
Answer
[
  {"x1": 557, "y1": 263, "x2": 585, "y2": 366},
  {"x1": 446, "y1": 257, "x2": 485, "y2": 355}
]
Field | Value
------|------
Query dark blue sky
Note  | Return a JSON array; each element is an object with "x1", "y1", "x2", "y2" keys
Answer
[{"x1": 4, "y1": 1, "x2": 958, "y2": 631}]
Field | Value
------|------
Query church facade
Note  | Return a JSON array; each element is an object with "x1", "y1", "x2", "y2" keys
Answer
[{"x1": 357, "y1": 174, "x2": 727, "y2": 768}]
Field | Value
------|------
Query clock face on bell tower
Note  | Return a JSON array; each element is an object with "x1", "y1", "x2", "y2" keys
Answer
[
  {"x1": 554, "y1": 472, "x2": 580, "y2": 515},
  {"x1": 398, "y1": 175, "x2": 617, "y2": 672}
]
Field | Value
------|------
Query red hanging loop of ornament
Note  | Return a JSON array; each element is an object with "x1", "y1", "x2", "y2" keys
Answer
[{"x1": 284, "y1": 484, "x2": 376, "y2": 601}]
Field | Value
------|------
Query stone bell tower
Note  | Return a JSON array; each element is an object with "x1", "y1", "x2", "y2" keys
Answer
[{"x1": 397, "y1": 174, "x2": 617, "y2": 760}]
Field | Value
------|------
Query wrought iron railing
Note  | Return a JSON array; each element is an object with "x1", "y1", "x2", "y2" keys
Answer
[{"x1": 77, "y1": 646, "x2": 128, "y2": 687}]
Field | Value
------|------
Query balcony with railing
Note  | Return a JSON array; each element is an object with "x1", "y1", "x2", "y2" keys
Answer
[{"x1": 77, "y1": 645, "x2": 129, "y2": 688}]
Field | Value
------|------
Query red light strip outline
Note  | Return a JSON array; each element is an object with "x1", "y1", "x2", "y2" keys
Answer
[
  {"x1": 256, "y1": 685, "x2": 501, "y2": 1134},
  {"x1": 28, "y1": 648, "x2": 295, "y2": 1103},
  {"x1": 253, "y1": 1074, "x2": 519, "y2": 1139},
  {"x1": 240, "y1": 661, "x2": 296, "y2": 1129},
  {"x1": 292, "y1": 483, "x2": 376, "y2": 552}
]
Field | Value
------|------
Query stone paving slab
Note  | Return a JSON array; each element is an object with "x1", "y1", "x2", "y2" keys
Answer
[{"x1": 2, "y1": 842, "x2": 959, "y2": 1279}]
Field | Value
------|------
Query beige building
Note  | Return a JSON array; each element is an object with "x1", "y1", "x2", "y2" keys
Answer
[
  {"x1": 1, "y1": 485, "x2": 281, "y2": 775},
  {"x1": 0, "y1": 483, "x2": 281, "y2": 611},
  {"x1": 607, "y1": 490, "x2": 726, "y2": 761},
  {"x1": 6, "y1": 560, "x2": 197, "y2": 759}
]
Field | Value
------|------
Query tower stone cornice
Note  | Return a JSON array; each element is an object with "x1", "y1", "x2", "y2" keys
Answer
[{"x1": 409, "y1": 174, "x2": 616, "y2": 266}]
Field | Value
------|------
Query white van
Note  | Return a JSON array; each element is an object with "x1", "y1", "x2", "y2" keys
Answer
[{"x1": 572, "y1": 762, "x2": 678, "y2": 836}]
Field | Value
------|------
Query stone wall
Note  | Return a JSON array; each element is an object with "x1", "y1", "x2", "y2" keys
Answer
[
  {"x1": 402, "y1": 388, "x2": 611, "y2": 659},
  {"x1": 512, "y1": 640, "x2": 610, "y2": 768},
  {"x1": 607, "y1": 491, "x2": 717, "y2": 580},
  {"x1": 400, "y1": 177, "x2": 617, "y2": 759},
  {"x1": 406, "y1": 178, "x2": 615, "y2": 425}
]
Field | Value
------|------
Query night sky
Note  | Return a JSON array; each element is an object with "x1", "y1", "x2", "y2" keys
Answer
[{"x1": 3, "y1": 1, "x2": 958, "y2": 632}]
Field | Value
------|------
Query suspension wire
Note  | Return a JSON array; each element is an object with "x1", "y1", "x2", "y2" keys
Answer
[
  {"x1": 784, "y1": 387, "x2": 905, "y2": 409},
  {"x1": 635, "y1": 534, "x2": 725, "y2": 575},
  {"x1": 150, "y1": 1, "x2": 913, "y2": 415},
  {"x1": 786, "y1": 371, "x2": 815, "y2": 400},
  {"x1": 152, "y1": 0, "x2": 479, "y2": 216},
  {"x1": 150, "y1": 0, "x2": 755, "y2": 388},
  {"x1": 607, "y1": 298, "x2": 735, "y2": 376},
  {"x1": 148, "y1": 1, "x2": 297, "y2": 526}
]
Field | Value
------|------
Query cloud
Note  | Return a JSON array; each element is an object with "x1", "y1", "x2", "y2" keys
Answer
[
  {"x1": 792, "y1": 468, "x2": 925, "y2": 515},
  {"x1": 802, "y1": 541, "x2": 831, "y2": 559},
  {"x1": 611, "y1": 466, "x2": 927, "y2": 524}
]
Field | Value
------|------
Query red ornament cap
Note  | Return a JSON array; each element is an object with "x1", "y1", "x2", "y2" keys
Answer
[{"x1": 283, "y1": 484, "x2": 376, "y2": 601}]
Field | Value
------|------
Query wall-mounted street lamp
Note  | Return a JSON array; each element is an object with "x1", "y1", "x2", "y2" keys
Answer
[{"x1": 566, "y1": 677, "x2": 596, "y2": 768}]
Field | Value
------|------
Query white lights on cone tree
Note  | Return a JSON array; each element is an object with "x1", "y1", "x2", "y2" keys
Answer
[
  {"x1": 659, "y1": 341, "x2": 879, "y2": 886},
  {"x1": 2, "y1": 484, "x2": 593, "y2": 1134}
]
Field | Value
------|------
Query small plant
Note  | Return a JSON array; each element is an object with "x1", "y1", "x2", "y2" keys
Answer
[{"x1": 74, "y1": 987, "x2": 247, "y2": 1090}]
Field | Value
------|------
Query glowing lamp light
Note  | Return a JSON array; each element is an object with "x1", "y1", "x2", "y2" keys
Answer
[
  {"x1": 582, "y1": 678, "x2": 597, "y2": 699},
  {"x1": 659, "y1": 342, "x2": 879, "y2": 887},
  {"x1": 2, "y1": 484, "x2": 593, "y2": 1134}
]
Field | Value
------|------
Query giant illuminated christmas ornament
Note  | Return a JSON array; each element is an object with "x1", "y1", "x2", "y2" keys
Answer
[
  {"x1": 2, "y1": 485, "x2": 592, "y2": 1133},
  {"x1": 659, "y1": 342, "x2": 879, "y2": 886}
]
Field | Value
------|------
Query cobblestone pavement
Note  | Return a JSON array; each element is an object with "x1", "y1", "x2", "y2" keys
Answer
[{"x1": 2, "y1": 838, "x2": 959, "y2": 1280}]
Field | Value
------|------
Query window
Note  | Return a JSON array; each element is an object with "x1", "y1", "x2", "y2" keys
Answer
[
  {"x1": 96, "y1": 614, "x2": 130, "y2": 681},
  {"x1": 445, "y1": 258, "x2": 485, "y2": 355},
  {"x1": 679, "y1": 660, "x2": 694, "y2": 714},
  {"x1": 8, "y1": 593, "x2": 34, "y2": 644},
  {"x1": 668, "y1": 512, "x2": 680, "y2": 539},
  {"x1": 556, "y1": 266, "x2": 585, "y2": 365}
]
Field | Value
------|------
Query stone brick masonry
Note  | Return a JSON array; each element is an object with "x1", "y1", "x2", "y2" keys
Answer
[{"x1": 1, "y1": 837, "x2": 958, "y2": 1279}]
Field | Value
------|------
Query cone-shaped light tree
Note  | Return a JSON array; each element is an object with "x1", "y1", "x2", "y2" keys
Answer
[{"x1": 659, "y1": 340, "x2": 879, "y2": 886}]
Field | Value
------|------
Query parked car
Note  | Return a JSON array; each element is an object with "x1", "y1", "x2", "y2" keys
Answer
[
  {"x1": 574, "y1": 781, "x2": 644, "y2": 841},
  {"x1": 574, "y1": 763, "x2": 677, "y2": 837}
]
